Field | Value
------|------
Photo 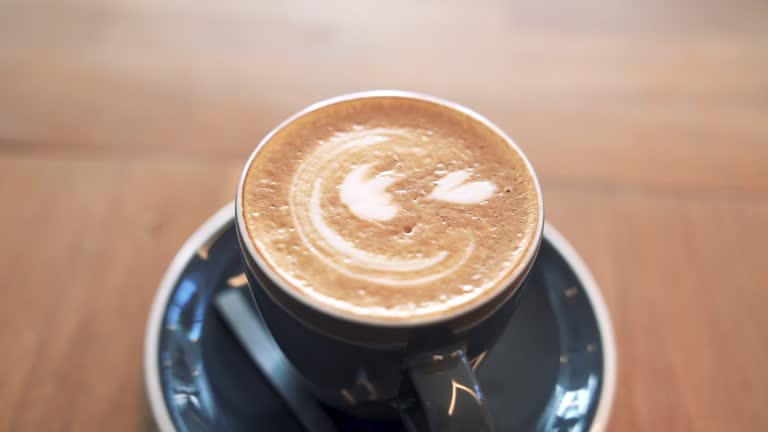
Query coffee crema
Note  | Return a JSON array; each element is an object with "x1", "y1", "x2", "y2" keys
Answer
[{"x1": 241, "y1": 95, "x2": 541, "y2": 322}]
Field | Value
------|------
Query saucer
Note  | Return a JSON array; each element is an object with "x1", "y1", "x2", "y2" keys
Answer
[{"x1": 144, "y1": 203, "x2": 616, "y2": 431}]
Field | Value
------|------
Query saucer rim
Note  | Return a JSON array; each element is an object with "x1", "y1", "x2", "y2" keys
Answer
[{"x1": 143, "y1": 202, "x2": 617, "y2": 432}]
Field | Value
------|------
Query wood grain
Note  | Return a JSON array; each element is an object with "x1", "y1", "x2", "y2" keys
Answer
[{"x1": 0, "y1": 0, "x2": 766, "y2": 430}]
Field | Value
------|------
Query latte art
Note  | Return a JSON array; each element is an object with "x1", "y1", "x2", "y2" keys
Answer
[
  {"x1": 340, "y1": 163, "x2": 400, "y2": 222},
  {"x1": 241, "y1": 95, "x2": 541, "y2": 321},
  {"x1": 427, "y1": 170, "x2": 497, "y2": 204},
  {"x1": 290, "y1": 128, "x2": 478, "y2": 287}
]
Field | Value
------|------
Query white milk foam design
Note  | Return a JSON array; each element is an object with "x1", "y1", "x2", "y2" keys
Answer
[
  {"x1": 339, "y1": 164, "x2": 401, "y2": 222},
  {"x1": 341, "y1": 166, "x2": 497, "y2": 222},
  {"x1": 427, "y1": 170, "x2": 497, "y2": 204},
  {"x1": 289, "y1": 127, "x2": 496, "y2": 288}
]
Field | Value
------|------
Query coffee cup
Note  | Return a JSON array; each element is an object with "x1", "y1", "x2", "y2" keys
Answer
[{"x1": 235, "y1": 91, "x2": 544, "y2": 431}]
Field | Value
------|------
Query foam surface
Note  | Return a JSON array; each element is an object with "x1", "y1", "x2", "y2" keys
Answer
[{"x1": 242, "y1": 96, "x2": 541, "y2": 321}]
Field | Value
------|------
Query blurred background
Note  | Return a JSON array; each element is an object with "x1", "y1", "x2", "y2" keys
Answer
[{"x1": 1, "y1": 0, "x2": 766, "y2": 430}]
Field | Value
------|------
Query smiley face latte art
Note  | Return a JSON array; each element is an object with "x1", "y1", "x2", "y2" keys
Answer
[{"x1": 242, "y1": 96, "x2": 541, "y2": 321}]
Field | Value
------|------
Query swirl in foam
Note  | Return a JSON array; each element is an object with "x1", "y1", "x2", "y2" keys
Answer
[{"x1": 242, "y1": 96, "x2": 541, "y2": 320}]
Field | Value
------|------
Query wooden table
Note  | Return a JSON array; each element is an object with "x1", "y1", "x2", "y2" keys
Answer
[{"x1": 1, "y1": 0, "x2": 766, "y2": 430}]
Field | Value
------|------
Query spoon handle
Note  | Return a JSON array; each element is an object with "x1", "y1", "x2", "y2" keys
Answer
[{"x1": 215, "y1": 288, "x2": 337, "y2": 432}]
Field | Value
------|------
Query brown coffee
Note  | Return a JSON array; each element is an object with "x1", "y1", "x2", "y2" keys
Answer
[{"x1": 241, "y1": 94, "x2": 542, "y2": 322}]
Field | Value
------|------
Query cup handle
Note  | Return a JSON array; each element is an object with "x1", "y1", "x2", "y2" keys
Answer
[{"x1": 399, "y1": 349, "x2": 494, "y2": 432}]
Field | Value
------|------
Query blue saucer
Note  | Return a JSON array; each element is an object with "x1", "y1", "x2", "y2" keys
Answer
[{"x1": 144, "y1": 203, "x2": 616, "y2": 431}]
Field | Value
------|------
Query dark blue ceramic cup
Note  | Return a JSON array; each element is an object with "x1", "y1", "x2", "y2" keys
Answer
[{"x1": 235, "y1": 91, "x2": 544, "y2": 432}]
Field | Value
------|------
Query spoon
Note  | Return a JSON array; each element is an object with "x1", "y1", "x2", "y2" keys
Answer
[{"x1": 214, "y1": 288, "x2": 337, "y2": 432}]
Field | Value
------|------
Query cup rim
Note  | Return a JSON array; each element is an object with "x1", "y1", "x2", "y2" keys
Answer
[
  {"x1": 235, "y1": 90, "x2": 545, "y2": 327},
  {"x1": 143, "y1": 203, "x2": 616, "y2": 432}
]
